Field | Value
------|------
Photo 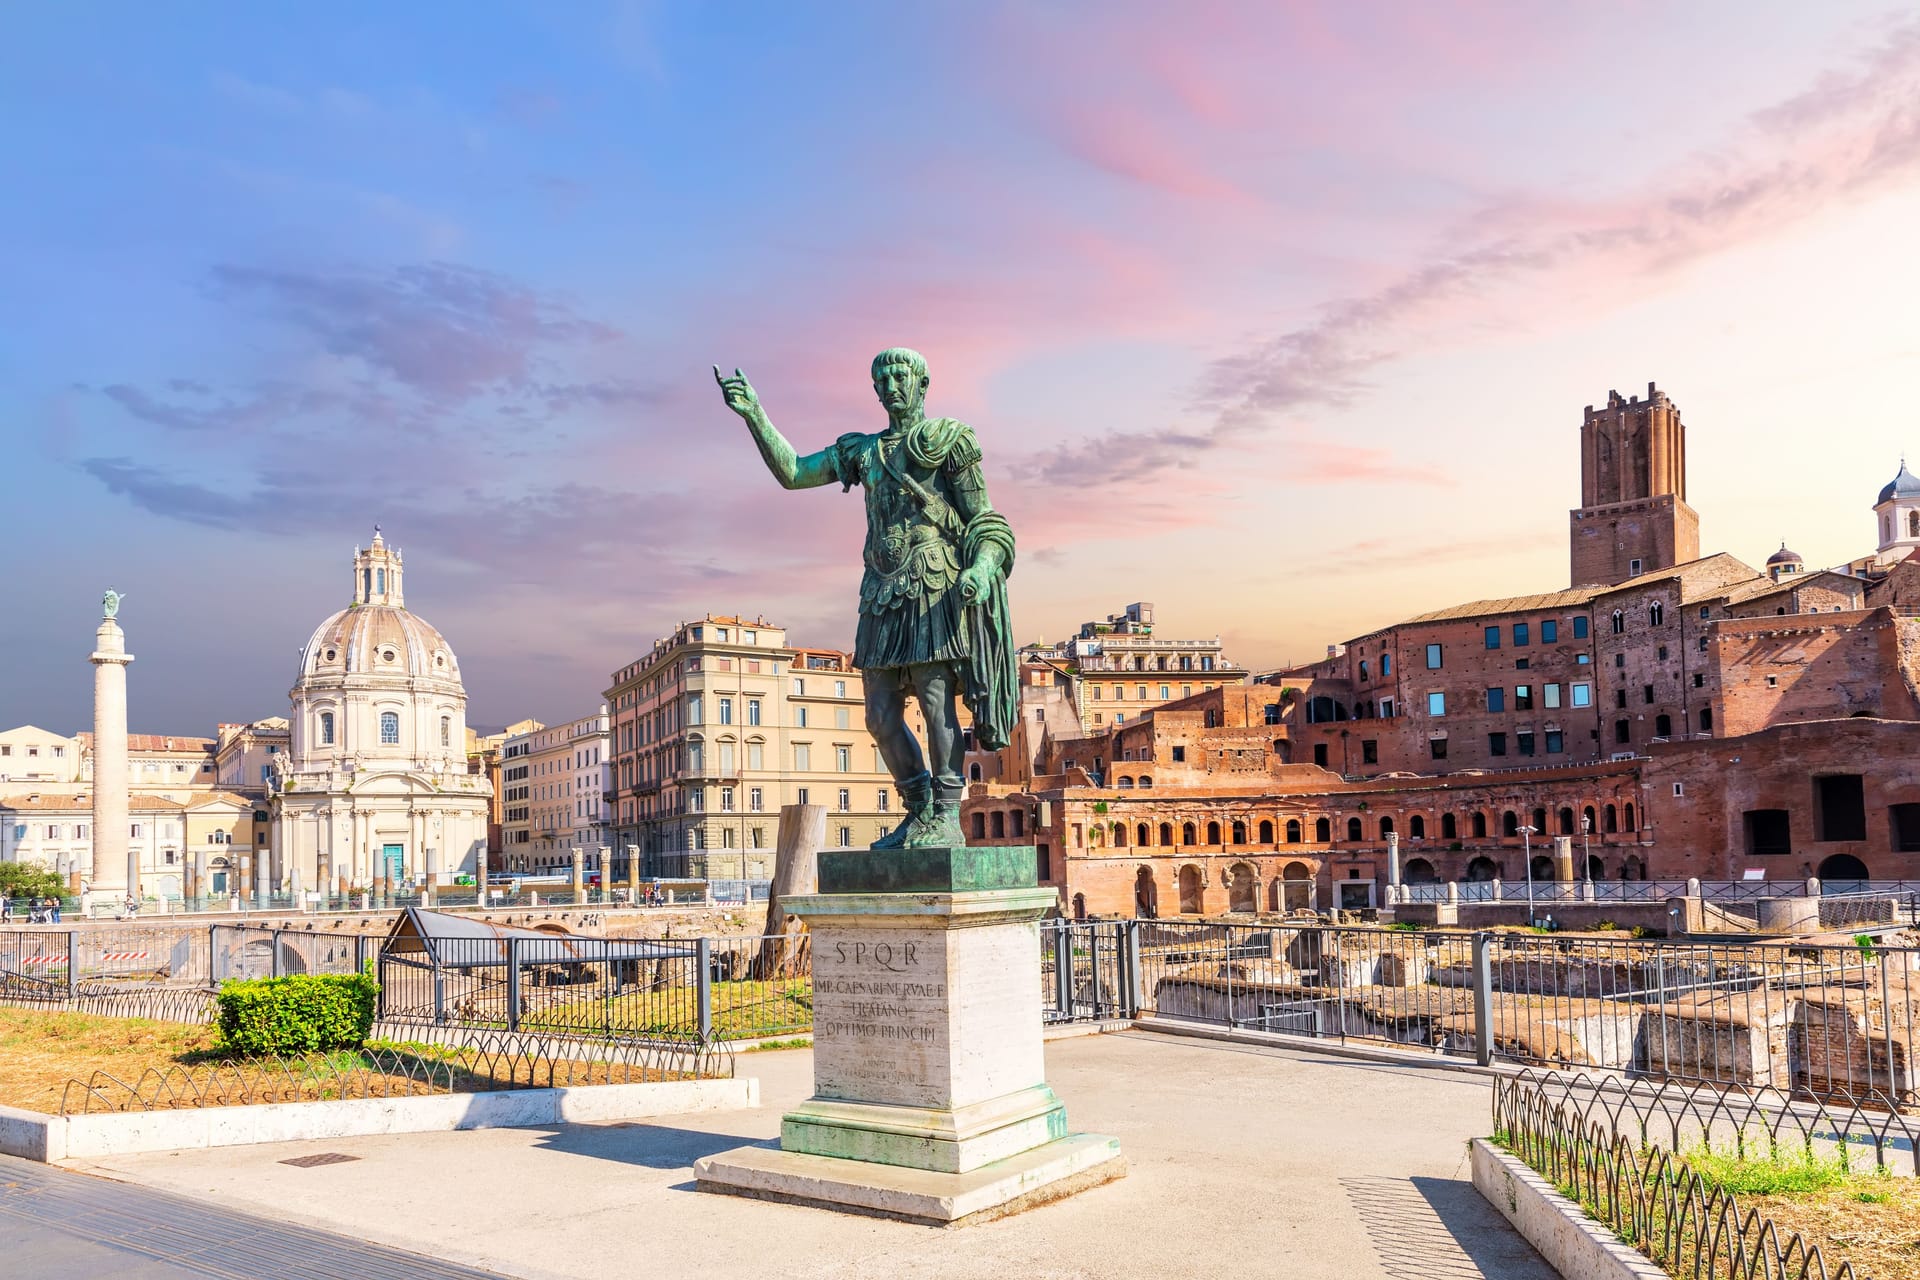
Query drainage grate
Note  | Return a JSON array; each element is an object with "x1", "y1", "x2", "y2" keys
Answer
[{"x1": 279, "y1": 1152, "x2": 361, "y2": 1168}]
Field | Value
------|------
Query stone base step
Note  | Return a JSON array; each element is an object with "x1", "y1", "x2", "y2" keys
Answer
[{"x1": 693, "y1": 1132, "x2": 1124, "y2": 1227}]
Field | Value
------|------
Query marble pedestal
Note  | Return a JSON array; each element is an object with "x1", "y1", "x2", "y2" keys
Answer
[{"x1": 695, "y1": 846, "x2": 1124, "y2": 1226}]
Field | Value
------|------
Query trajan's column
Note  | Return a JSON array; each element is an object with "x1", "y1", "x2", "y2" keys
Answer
[{"x1": 89, "y1": 589, "x2": 135, "y2": 901}]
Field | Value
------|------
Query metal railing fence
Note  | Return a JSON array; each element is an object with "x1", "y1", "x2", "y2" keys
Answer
[
  {"x1": 1040, "y1": 920, "x2": 1135, "y2": 1023},
  {"x1": 1135, "y1": 920, "x2": 1920, "y2": 1108},
  {"x1": 1398, "y1": 878, "x2": 1920, "y2": 907},
  {"x1": 1493, "y1": 1069, "x2": 1868, "y2": 1279}
]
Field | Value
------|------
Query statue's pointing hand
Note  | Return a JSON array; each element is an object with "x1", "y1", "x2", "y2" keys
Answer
[{"x1": 713, "y1": 365, "x2": 759, "y2": 418}]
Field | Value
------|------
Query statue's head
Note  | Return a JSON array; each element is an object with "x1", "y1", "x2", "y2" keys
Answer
[{"x1": 871, "y1": 348, "x2": 929, "y2": 420}]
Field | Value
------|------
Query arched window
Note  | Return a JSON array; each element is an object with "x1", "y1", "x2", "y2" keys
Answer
[
  {"x1": 1359, "y1": 660, "x2": 1369, "y2": 682},
  {"x1": 990, "y1": 812, "x2": 1005, "y2": 838},
  {"x1": 1502, "y1": 810, "x2": 1518, "y2": 837},
  {"x1": 1558, "y1": 807, "x2": 1575, "y2": 835},
  {"x1": 1138, "y1": 776, "x2": 1154, "y2": 789},
  {"x1": 1649, "y1": 601, "x2": 1664, "y2": 626},
  {"x1": 1231, "y1": 820, "x2": 1247, "y2": 844},
  {"x1": 1910, "y1": 510, "x2": 1919, "y2": 539},
  {"x1": 1137, "y1": 822, "x2": 1151, "y2": 847},
  {"x1": 1159, "y1": 822, "x2": 1175, "y2": 847},
  {"x1": 1699, "y1": 707, "x2": 1712, "y2": 732},
  {"x1": 1410, "y1": 815, "x2": 1426, "y2": 839},
  {"x1": 1281, "y1": 818, "x2": 1296, "y2": 843},
  {"x1": 1624, "y1": 803, "x2": 1637, "y2": 832},
  {"x1": 971, "y1": 813, "x2": 985, "y2": 839},
  {"x1": 1583, "y1": 805, "x2": 1597, "y2": 833},
  {"x1": 1379, "y1": 816, "x2": 1395, "y2": 837},
  {"x1": 440, "y1": 715, "x2": 451, "y2": 748},
  {"x1": 379, "y1": 712, "x2": 400, "y2": 745},
  {"x1": 1473, "y1": 811, "x2": 1488, "y2": 838},
  {"x1": 969, "y1": 762, "x2": 982, "y2": 781},
  {"x1": 1346, "y1": 816, "x2": 1363, "y2": 841},
  {"x1": 1466, "y1": 856, "x2": 1499, "y2": 882},
  {"x1": 1116, "y1": 776, "x2": 1134, "y2": 789},
  {"x1": 1441, "y1": 813, "x2": 1457, "y2": 840},
  {"x1": 1381, "y1": 654, "x2": 1392, "y2": 676},
  {"x1": 319, "y1": 712, "x2": 335, "y2": 746},
  {"x1": 1605, "y1": 804, "x2": 1618, "y2": 832},
  {"x1": 1182, "y1": 822, "x2": 1197, "y2": 846},
  {"x1": 1314, "y1": 817, "x2": 1331, "y2": 842},
  {"x1": 1655, "y1": 713, "x2": 1672, "y2": 738},
  {"x1": 1207, "y1": 821, "x2": 1222, "y2": 845},
  {"x1": 1112, "y1": 822, "x2": 1126, "y2": 848},
  {"x1": 1532, "y1": 806, "x2": 1548, "y2": 834},
  {"x1": 1611, "y1": 610, "x2": 1625, "y2": 635}
]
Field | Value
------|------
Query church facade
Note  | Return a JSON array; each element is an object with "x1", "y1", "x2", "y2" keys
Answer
[{"x1": 269, "y1": 531, "x2": 491, "y2": 894}]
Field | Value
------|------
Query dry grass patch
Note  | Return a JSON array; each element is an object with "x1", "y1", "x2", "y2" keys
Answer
[
  {"x1": 0, "y1": 1006, "x2": 219, "y2": 1113},
  {"x1": 1740, "y1": 1180, "x2": 1920, "y2": 1279}
]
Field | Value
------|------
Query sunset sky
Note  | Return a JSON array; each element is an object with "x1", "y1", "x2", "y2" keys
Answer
[{"x1": 6, "y1": 3, "x2": 1920, "y2": 735}]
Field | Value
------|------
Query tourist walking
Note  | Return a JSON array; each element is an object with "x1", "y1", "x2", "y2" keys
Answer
[{"x1": 48, "y1": 896, "x2": 62, "y2": 924}]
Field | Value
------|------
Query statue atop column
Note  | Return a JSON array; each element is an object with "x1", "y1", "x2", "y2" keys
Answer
[
  {"x1": 102, "y1": 588, "x2": 124, "y2": 619},
  {"x1": 714, "y1": 349, "x2": 1017, "y2": 848}
]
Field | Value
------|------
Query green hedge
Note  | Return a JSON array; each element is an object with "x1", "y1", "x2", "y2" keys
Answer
[{"x1": 215, "y1": 971, "x2": 379, "y2": 1056}]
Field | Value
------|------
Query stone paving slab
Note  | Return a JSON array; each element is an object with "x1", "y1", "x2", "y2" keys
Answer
[
  {"x1": 69, "y1": 1031, "x2": 1556, "y2": 1280},
  {"x1": 0, "y1": 1153, "x2": 518, "y2": 1279}
]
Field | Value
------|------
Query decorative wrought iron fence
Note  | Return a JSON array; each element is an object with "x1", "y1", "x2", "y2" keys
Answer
[
  {"x1": 58, "y1": 1026, "x2": 731, "y2": 1115},
  {"x1": 1492, "y1": 1069, "x2": 1874, "y2": 1279}
]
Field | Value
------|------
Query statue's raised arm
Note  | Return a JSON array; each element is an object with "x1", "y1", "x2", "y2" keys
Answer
[{"x1": 713, "y1": 365, "x2": 840, "y2": 490}]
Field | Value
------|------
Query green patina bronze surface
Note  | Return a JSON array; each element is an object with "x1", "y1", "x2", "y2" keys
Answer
[
  {"x1": 818, "y1": 846, "x2": 1038, "y2": 895},
  {"x1": 716, "y1": 349, "x2": 1018, "y2": 850}
]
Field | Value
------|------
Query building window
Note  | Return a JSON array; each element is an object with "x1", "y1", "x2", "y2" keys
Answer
[
  {"x1": 1629, "y1": 558, "x2": 1643, "y2": 576},
  {"x1": 792, "y1": 678, "x2": 805, "y2": 696},
  {"x1": 720, "y1": 787, "x2": 735, "y2": 812},
  {"x1": 838, "y1": 826, "x2": 852, "y2": 848},
  {"x1": 1649, "y1": 602, "x2": 1665, "y2": 626},
  {"x1": 1515, "y1": 685, "x2": 1533, "y2": 711},
  {"x1": 1516, "y1": 730, "x2": 1535, "y2": 756},
  {"x1": 380, "y1": 712, "x2": 399, "y2": 745},
  {"x1": 836, "y1": 746, "x2": 851, "y2": 772},
  {"x1": 1745, "y1": 809, "x2": 1793, "y2": 856},
  {"x1": 1699, "y1": 708, "x2": 1713, "y2": 733},
  {"x1": 1361, "y1": 739, "x2": 1378, "y2": 764},
  {"x1": 1643, "y1": 684, "x2": 1655, "y2": 704},
  {"x1": 1426, "y1": 692, "x2": 1446, "y2": 716},
  {"x1": 1573, "y1": 616, "x2": 1589, "y2": 639},
  {"x1": 1814, "y1": 774, "x2": 1867, "y2": 841},
  {"x1": 1614, "y1": 719, "x2": 1630, "y2": 745},
  {"x1": 747, "y1": 699, "x2": 762, "y2": 726},
  {"x1": 1513, "y1": 623, "x2": 1530, "y2": 647},
  {"x1": 796, "y1": 787, "x2": 809, "y2": 805},
  {"x1": 320, "y1": 712, "x2": 335, "y2": 745},
  {"x1": 1545, "y1": 730, "x2": 1564, "y2": 753},
  {"x1": 837, "y1": 787, "x2": 850, "y2": 811},
  {"x1": 1484, "y1": 627, "x2": 1500, "y2": 650},
  {"x1": 794, "y1": 744, "x2": 811, "y2": 771},
  {"x1": 1429, "y1": 737, "x2": 1448, "y2": 760},
  {"x1": 1381, "y1": 654, "x2": 1392, "y2": 676},
  {"x1": 877, "y1": 790, "x2": 888, "y2": 812},
  {"x1": 1485, "y1": 687, "x2": 1505, "y2": 713},
  {"x1": 1359, "y1": 660, "x2": 1370, "y2": 681},
  {"x1": 1543, "y1": 683, "x2": 1561, "y2": 709},
  {"x1": 688, "y1": 694, "x2": 703, "y2": 725},
  {"x1": 1488, "y1": 732, "x2": 1507, "y2": 757},
  {"x1": 1693, "y1": 673, "x2": 1705, "y2": 688},
  {"x1": 1171, "y1": 745, "x2": 1187, "y2": 763},
  {"x1": 1313, "y1": 743, "x2": 1329, "y2": 766},
  {"x1": 440, "y1": 716, "x2": 451, "y2": 747},
  {"x1": 1425, "y1": 644, "x2": 1443, "y2": 669},
  {"x1": 718, "y1": 697, "x2": 734, "y2": 725},
  {"x1": 1541, "y1": 620, "x2": 1558, "y2": 643},
  {"x1": 1611, "y1": 610, "x2": 1625, "y2": 634}
]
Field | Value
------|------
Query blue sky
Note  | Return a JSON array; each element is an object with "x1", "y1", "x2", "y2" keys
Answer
[{"x1": 5, "y1": 3, "x2": 1919, "y2": 734}]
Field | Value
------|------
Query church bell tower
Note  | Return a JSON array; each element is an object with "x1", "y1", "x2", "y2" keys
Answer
[{"x1": 1569, "y1": 382, "x2": 1699, "y2": 586}]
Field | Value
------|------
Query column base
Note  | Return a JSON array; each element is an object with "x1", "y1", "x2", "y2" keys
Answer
[
  {"x1": 694, "y1": 1132, "x2": 1124, "y2": 1228},
  {"x1": 782, "y1": 1082, "x2": 1067, "y2": 1174}
]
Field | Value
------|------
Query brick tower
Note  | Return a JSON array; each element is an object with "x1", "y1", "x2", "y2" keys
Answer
[{"x1": 1569, "y1": 381, "x2": 1699, "y2": 586}]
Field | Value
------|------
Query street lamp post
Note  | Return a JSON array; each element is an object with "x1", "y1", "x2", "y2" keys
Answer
[
  {"x1": 1519, "y1": 825, "x2": 1539, "y2": 925},
  {"x1": 1582, "y1": 814, "x2": 1593, "y2": 889}
]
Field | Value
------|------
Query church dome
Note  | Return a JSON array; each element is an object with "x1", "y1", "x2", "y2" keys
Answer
[
  {"x1": 1766, "y1": 544, "x2": 1802, "y2": 567},
  {"x1": 1878, "y1": 461, "x2": 1920, "y2": 505},
  {"x1": 295, "y1": 529, "x2": 462, "y2": 685}
]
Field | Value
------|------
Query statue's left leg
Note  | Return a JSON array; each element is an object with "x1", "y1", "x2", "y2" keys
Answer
[{"x1": 903, "y1": 662, "x2": 967, "y2": 847}]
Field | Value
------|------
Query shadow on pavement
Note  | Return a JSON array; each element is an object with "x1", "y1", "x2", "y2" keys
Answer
[
  {"x1": 530, "y1": 1120, "x2": 778, "y2": 1171},
  {"x1": 1340, "y1": 1174, "x2": 1554, "y2": 1280}
]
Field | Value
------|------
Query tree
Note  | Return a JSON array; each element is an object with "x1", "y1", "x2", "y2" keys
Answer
[{"x1": 0, "y1": 862, "x2": 67, "y2": 901}]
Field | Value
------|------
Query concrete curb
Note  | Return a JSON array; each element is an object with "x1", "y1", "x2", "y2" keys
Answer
[
  {"x1": 0, "y1": 1076, "x2": 757, "y2": 1163},
  {"x1": 1471, "y1": 1139, "x2": 1666, "y2": 1280},
  {"x1": 1133, "y1": 1015, "x2": 1527, "y2": 1077}
]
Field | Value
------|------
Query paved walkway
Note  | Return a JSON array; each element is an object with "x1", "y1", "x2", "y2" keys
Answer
[
  {"x1": 62, "y1": 1030, "x2": 1554, "y2": 1280},
  {"x1": 0, "y1": 1154, "x2": 516, "y2": 1278}
]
